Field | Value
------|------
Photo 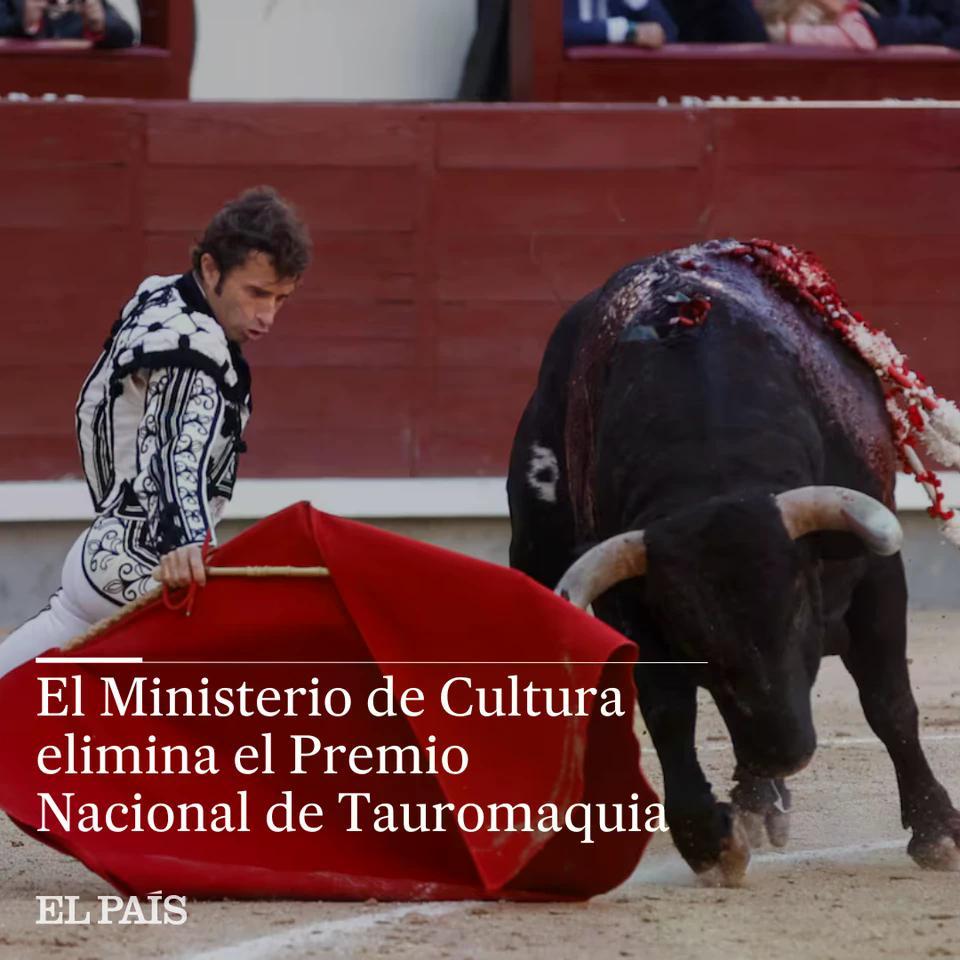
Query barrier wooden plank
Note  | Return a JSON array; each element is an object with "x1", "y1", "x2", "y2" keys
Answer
[
  {"x1": 434, "y1": 169, "x2": 707, "y2": 234},
  {"x1": 238, "y1": 425, "x2": 413, "y2": 478},
  {"x1": 249, "y1": 303, "x2": 418, "y2": 360},
  {"x1": 251, "y1": 366, "x2": 417, "y2": 424},
  {"x1": 244, "y1": 368, "x2": 418, "y2": 476},
  {"x1": 709, "y1": 169, "x2": 960, "y2": 236},
  {"x1": 0, "y1": 437, "x2": 86, "y2": 479},
  {"x1": 0, "y1": 167, "x2": 133, "y2": 228},
  {"x1": 435, "y1": 232, "x2": 701, "y2": 301},
  {"x1": 144, "y1": 167, "x2": 420, "y2": 233},
  {"x1": 420, "y1": 367, "x2": 538, "y2": 475},
  {"x1": 0, "y1": 367, "x2": 90, "y2": 435},
  {"x1": 147, "y1": 104, "x2": 423, "y2": 168},
  {"x1": 144, "y1": 231, "x2": 420, "y2": 303},
  {"x1": 1, "y1": 230, "x2": 140, "y2": 306},
  {"x1": 435, "y1": 303, "x2": 565, "y2": 369},
  {"x1": 711, "y1": 108, "x2": 960, "y2": 170},
  {"x1": 437, "y1": 109, "x2": 708, "y2": 170},
  {"x1": 0, "y1": 104, "x2": 139, "y2": 166},
  {"x1": 796, "y1": 236, "x2": 960, "y2": 306}
]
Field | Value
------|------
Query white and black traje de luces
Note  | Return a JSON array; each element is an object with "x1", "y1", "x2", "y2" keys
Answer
[{"x1": 0, "y1": 272, "x2": 252, "y2": 677}]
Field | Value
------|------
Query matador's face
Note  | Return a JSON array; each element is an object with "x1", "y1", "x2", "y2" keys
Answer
[{"x1": 201, "y1": 251, "x2": 299, "y2": 345}]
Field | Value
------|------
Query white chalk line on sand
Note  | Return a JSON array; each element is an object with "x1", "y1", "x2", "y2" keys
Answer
[
  {"x1": 753, "y1": 838, "x2": 905, "y2": 865},
  {"x1": 694, "y1": 732, "x2": 960, "y2": 753},
  {"x1": 176, "y1": 901, "x2": 468, "y2": 960},
  {"x1": 627, "y1": 839, "x2": 907, "y2": 886}
]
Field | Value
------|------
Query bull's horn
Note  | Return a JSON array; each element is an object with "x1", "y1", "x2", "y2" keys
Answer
[
  {"x1": 555, "y1": 531, "x2": 647, "y2": 609},
  {"x1": 775, "y1": 486, "x2": 902, "y2": 556}
]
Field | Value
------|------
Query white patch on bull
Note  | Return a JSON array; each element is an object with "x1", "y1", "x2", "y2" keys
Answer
[{"x1": 527, "y1": 443, "x2": 559, "y2": 504}]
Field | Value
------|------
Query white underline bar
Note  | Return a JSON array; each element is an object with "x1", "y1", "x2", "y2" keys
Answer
[
  {"x1": 36, "y1": 657, "x2": 145, "y2": 664},
  {"x1": 98, "y1": 660, "x2": 706, "y2": 666}
]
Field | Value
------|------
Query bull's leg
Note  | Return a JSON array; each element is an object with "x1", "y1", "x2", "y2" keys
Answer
[
  {"x1": 730, "y1": 772, "x2": 791, "y2": 848},
  {"x1": 633, "y1": 665, "x2": 751, "y2": 886},
  {"x1": 507, "y1": 489, "x2": 574, "y2": 590},
  {"x1": 843, "y1": 556, "x2": 960, "y2": 871},
  {"x1": 507, "y1": 406, "x2": 577, "y2": 589}
]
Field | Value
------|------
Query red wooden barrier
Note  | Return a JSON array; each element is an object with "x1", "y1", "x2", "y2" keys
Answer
[{"x1": 1, "y1": 101, "x2": 958, "y2": 480}]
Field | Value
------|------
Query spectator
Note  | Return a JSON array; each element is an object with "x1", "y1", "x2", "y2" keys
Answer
[
  {"x1": 563, "y1": 0, "x2": 679, "y2": 49},
  {"x1": 861, "y1": 0, "x2": 960, "y2": 48},
  {"x1": 761, "y1": 1, "x2": 960, "y2": 48},
  {"x1": 661, "y1": 0, "x2": 770, "y2": 41},
  {"x1": 760, "y1": 0, "x2": 878, "y2": 48},
  {"x1": 0, "y1": 0, "x2": 135, "y2": 48}
]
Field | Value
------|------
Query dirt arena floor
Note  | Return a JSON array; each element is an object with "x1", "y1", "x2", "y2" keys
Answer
[{"x1": 1, "y1": 611, "x2": 957, "y2": 960}]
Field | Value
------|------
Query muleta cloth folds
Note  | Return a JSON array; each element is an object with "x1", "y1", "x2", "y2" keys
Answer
[{"x1": 0, "y1": 503, "x2": 657, "y2": 901}]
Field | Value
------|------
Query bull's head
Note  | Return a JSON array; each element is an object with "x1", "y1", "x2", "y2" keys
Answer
[{"x1": 555, "y1": 487, "x2": 901, "y2": 778}]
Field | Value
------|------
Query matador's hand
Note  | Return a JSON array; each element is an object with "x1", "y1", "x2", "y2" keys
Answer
[{"x1": 156, "y1": 544, "x2": 207, "y2": 588}]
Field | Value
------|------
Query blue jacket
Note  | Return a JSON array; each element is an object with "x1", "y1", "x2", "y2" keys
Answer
[
  {"x1": 865, "y1": 0, "x2": 960, "y2": 48},
  {"x1": 564, "y1": 0, "x2": 679, "y2": 46},
  {"x1": 661, "y1": 0, "x2": 768, "y2": 42}
]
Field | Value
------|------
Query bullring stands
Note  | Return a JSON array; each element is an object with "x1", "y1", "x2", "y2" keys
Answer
[
  {"x1": 511, "y1": 0, "x2": 960, "y2": 101},
  {"x1": 0, "y1": 0, "x2": 193, "y2": 99}
]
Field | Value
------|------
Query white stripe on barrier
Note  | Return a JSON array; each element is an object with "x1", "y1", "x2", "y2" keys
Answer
[
  {"x1": 0, "y1": 477, "x2": 508, "y2": 522},
  {"x1": 699, "y1": 99, "x2": 960, "y2": 110},
  {"x1": 0, "y1": 472, "x2": 954, "y2": 523}
]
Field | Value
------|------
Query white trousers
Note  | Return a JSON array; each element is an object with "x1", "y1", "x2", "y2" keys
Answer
[{"x1": 0, "y1": 526, "x2": 155, "y2": 679}]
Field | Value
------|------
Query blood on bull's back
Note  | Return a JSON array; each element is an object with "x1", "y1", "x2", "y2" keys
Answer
[{"x1": 567, "y1": 240, "x2": 897, "y2": 540}]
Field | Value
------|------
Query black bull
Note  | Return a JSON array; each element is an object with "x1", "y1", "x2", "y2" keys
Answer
[{"x1": 507, "y1": 240, "x2": 960, "y2": 884}]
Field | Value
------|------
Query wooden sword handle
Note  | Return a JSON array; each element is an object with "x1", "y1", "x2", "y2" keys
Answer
[
  {"x1": 206, "y1": 565, "x2": 330, "y2": 578},
  {"x1": 150, "y1": 564, "x2": 330, "y2": 579}
]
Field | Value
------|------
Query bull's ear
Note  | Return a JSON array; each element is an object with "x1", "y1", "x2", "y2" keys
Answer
[{"x1": 806, "y1": 530, "x2": 867, "y2": 561}]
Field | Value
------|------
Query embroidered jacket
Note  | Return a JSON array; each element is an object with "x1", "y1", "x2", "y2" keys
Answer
[{"x1": 76, "y1": 273, "x2": 252, "y2": 557}]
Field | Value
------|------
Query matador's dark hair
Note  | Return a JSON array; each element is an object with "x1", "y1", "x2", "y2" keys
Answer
[{"x1": 191, "y1": 186, "x2": 312, "y2": 288}]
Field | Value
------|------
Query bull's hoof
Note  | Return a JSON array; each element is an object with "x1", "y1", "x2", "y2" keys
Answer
[
  {"x1": 909, "y1": 811, "x2": 960, "y2": 871},
  {"x1": 731, "y1": 776, "x2": 791, "y2": 849},
  {"x1": 766, "y1": 807, "x2": 790, "y2": 848},
  {"x1": 696, "y1": 814, "x2": 751, "y2": 888},
  {"x1": 909, "y1": 836, "x2": 960, "y2": 871},
  {"x1": 739, "y1": 810, "x2": 766, "y2": 848},
  {"x1": 738, "y1": 808, "x2": 790, "y2": 849}
]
